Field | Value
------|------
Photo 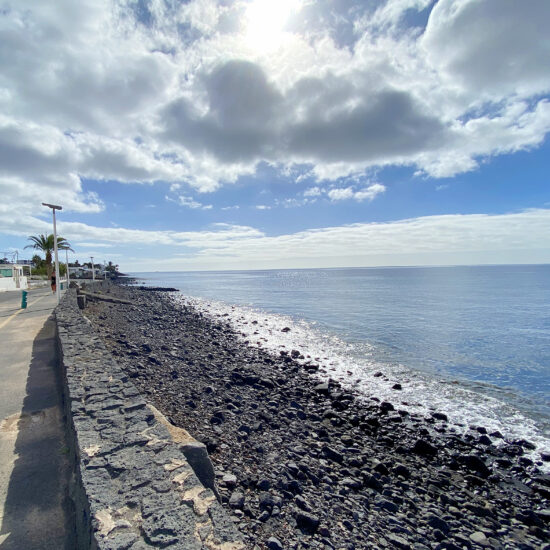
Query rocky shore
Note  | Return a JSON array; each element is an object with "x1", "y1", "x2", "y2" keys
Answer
[{"x1": 84, "y1": 284, "x2": 550, "y2": 550}]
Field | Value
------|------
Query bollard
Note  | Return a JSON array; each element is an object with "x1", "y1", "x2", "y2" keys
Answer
[{"x1": 21, "y1": 290, "x2": 28, "y2": 309}]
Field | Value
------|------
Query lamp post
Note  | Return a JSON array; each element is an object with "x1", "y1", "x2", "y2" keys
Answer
[
  {"x1": 66, "y1": 248, "x2": 70, "y2": 288},
  {"x1": 42, "y1": 202, "x2": 62, "y2": 305},
  {"x1": 90, "y1": 256, "x2": 95, "y2": 281}
]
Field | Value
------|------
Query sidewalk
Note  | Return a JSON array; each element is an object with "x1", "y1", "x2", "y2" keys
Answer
[{"x1": 0, "y1": 287, "x2": 74, "y2": 549}]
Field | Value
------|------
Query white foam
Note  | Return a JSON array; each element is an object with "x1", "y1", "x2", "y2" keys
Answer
[{"x1": 171, "y1": 293, "x2": 550, "y2": 470}]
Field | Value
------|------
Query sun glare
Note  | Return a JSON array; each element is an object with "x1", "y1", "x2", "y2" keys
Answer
[{"x1": 244, "y1": 0, "x2": 300, "y2": 51}]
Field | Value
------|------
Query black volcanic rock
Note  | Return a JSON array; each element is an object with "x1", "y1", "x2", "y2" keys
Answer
[{"x1": 83, "y1": 283, "x2": 550, "y2": 550}]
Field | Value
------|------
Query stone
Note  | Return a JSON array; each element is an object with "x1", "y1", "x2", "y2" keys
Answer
[
  {"x1": 393, "y1": 464, "x2": 411, "y2": 479},
  {"x1": 229, "y1": 491, "x2": 245, "y2": 509},
  {"x1": 387, "y1": 534, "x2": 411, "y2": 549},
  {"x1": 257, "y1": 478, "x2": 271, "y2": 490},
  {"x1": 412, "y1": 439, "x2": 437, "y2": 456},
  {"x1": 461, "y1": 454, "x2": 490, "y2": 478},
  {"x1": 222, "y1": 473, "x2": 237, "y2": 488},
  {"x1": 427, "y1": 514, "x2": 450, "y2": 534},
  {"x1": 469, "y1": 531, "x2": 488, "y2": 545},
  {"x1": 314, "y1": 382, "x2": 330, "y2": 394},
  {"x1": 259, "y1": 492, "x2": 275, "y2": 510},
  {"x1": 295, "y1": 495, "x2": 311, "y2": 511},
  {"x1": 295, "y1": 511, "x2": 320, "y2": 534},
  {"x1": 267, "y1": 537, "x2": 284, "y2": 550},
  {"x1": 322, "y1": 445, "x2": 344, "y2": 463},
  {"x1": 377, "y1": 499, "x2": 398, "y2": 513},
  {"x1": 181, "y1": 441, "x2": 218, "y2": 496}
]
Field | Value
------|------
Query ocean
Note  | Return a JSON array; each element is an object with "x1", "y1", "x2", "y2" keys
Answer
[{"x1": 130, "y1": 264, "x2": 550, "y2": 461}]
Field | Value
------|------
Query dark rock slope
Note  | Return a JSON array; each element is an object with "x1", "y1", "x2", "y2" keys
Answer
[{"x1": 84, "y1": 285, "x2": 550, "y2": 550}]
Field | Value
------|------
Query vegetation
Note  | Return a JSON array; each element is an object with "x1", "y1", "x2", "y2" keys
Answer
[
  {"x1": 20, "y1": 234, "x2": 121, "y2": 279},
  {"x1": 25, "y1": 233, "x2": 74, "y2": 278}
]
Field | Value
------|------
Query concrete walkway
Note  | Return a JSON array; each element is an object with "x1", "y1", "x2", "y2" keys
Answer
[{"x1": 0, "y1": 287, "x2": 74, "y2": 549}]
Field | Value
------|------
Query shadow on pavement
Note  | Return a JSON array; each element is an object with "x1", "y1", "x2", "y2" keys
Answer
[
  {"x1": 0, "y1": 315, "x2": 75, "y2": 549},
  {"x1": 0, "y1": 308, "x2": 58, "y2": 319}
]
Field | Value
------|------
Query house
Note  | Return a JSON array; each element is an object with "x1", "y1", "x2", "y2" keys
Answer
[
  {"x1": 0, "y1": 263, "x2": 29, "y2": 292},
  {"x1": 68, "y1": 265, "x2": 105, "y2": 279},
  {"x1": 68, "y1": 266, "x2": 86, "y2": 278}
]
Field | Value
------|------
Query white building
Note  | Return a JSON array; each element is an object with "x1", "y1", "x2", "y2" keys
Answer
[
  {"x1": 0, "y1": 264, "x2": 29, "y2": 292},
  {"x1": 68, "y1": 265, "x2": 104, "y2": 279}
]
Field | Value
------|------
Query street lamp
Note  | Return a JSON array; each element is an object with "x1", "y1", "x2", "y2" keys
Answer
[
  {"x1": 42, "y1": 203, "x2": 62, "y2": 305},
  {"x1": 65, "y1": 248, "x2": 70, "y2": 288},
  {"x1": 90, "y1": 256, "x2": 95, "y2": 281}
]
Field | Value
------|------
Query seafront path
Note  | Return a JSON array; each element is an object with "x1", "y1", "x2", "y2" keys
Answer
[{"x1": 0, "y1": 286, "x2": 73, "y2": 549}]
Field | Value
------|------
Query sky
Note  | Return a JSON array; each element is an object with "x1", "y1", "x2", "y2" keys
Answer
[{"x1": 0, "y1": 0, "x2": 549, "y2": 271}]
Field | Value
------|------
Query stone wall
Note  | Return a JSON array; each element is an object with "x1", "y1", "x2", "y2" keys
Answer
[{"x1": 55, "y1": 289, "x2": 243, "y2": 549}]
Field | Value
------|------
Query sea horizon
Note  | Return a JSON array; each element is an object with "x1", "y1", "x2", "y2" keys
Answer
[{"x1": 129, "y1": 261, "x2": 550, "y2": 275}]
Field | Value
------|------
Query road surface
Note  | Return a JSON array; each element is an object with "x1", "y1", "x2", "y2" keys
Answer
[{"x1": 0, "y1": 287, "x2": 74, "y2": 549}]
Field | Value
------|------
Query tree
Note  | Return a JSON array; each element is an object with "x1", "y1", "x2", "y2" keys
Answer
[
  {"x1": 25, "y1": 234, "x2": 74, "y2": 278},
  {"x1": 31, "y1": 254, "x2": 44, "y2": 269},
  {"x1": 105, "y1": 261, "x2": 119, "y2": 274}
]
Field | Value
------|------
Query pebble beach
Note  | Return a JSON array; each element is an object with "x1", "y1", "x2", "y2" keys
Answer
[{"x1": 84, "y1": 283, "x2": 550, "y2": 549}]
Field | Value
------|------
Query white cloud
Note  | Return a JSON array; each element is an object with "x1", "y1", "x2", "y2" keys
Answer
[
  {"x1": 303, "y1": 186, "x2": 322, "y2": 197},
  {"x1": 6, "y1": 206, "x2": 550, "y2": 270},
  {"x1": 327, "y1": 187, "x2": 355, "y2": 201},
  {"x1": 175, "y1": 195, "x2": 212, "y2": 210},
  {"x1": 327, "y1": 183, "x2": 386, "y2": 202},
  {"x1": 0, "y1": 0, "x2": 548, "y2": 204},
  {"x1": 255, "y1": 205, "x2": 271, "y2": 210},
  {"x1": 422, "y1": 0, "x2": 550, "y2": 100}
]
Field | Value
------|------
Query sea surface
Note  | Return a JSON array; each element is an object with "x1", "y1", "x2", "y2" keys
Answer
[{"x1": 130, "y1": 265, "x2": 550, "y2": 462}]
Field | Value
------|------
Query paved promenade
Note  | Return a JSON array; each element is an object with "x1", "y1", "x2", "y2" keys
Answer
[{"x1": 0, "y1": 287, "x2": 74, "y2": 549}]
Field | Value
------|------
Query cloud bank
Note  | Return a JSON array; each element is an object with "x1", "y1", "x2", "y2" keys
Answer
[
  {"x1": 0, "y1": 1, "x2": 549, "y2": 207},
  {"x1": 4, "y1": 207, "x2": 549, "y2": 271}
]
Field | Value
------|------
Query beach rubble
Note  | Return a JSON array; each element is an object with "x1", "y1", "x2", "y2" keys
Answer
[{"x1": 84, "y1": 284, "x2": 550, "y2": 549}]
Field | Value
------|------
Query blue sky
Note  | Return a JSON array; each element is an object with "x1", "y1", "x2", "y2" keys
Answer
[{"x1": 0, "y1": 0, "x2": 549, "y2": 271}]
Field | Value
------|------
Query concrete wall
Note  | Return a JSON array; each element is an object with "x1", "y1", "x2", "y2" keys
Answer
[
  {"x1": 0, "y1": 276, "x2": 28, "y2": 292},
  {"x1": 55, "y1": 289, "x2": 243, "y2": 549}
]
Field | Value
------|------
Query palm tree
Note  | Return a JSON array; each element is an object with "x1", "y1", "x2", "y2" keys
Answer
[{"x1": 25, "y1": 234, "x2": 74, "y2": 278}]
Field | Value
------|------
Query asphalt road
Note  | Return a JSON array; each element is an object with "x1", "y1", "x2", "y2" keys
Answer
[{"x1": 0, "y1": 287, "x2": 74, "y2": 549}]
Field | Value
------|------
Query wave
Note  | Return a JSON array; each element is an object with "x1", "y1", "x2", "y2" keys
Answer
[{"x1": 171, "y1": 292, "x2": 550, "y2": 470}]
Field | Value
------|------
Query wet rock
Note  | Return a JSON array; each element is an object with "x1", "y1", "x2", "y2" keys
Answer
[
  {"x1": 461, "y1": 454, "x2": 490, "y2": 478},
  {"x1": 412, "y1": 439, "x2": 437, "y2": 457},
  {"x1": 314, "y1": 382, "x2": 330, "y2": 394}
]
